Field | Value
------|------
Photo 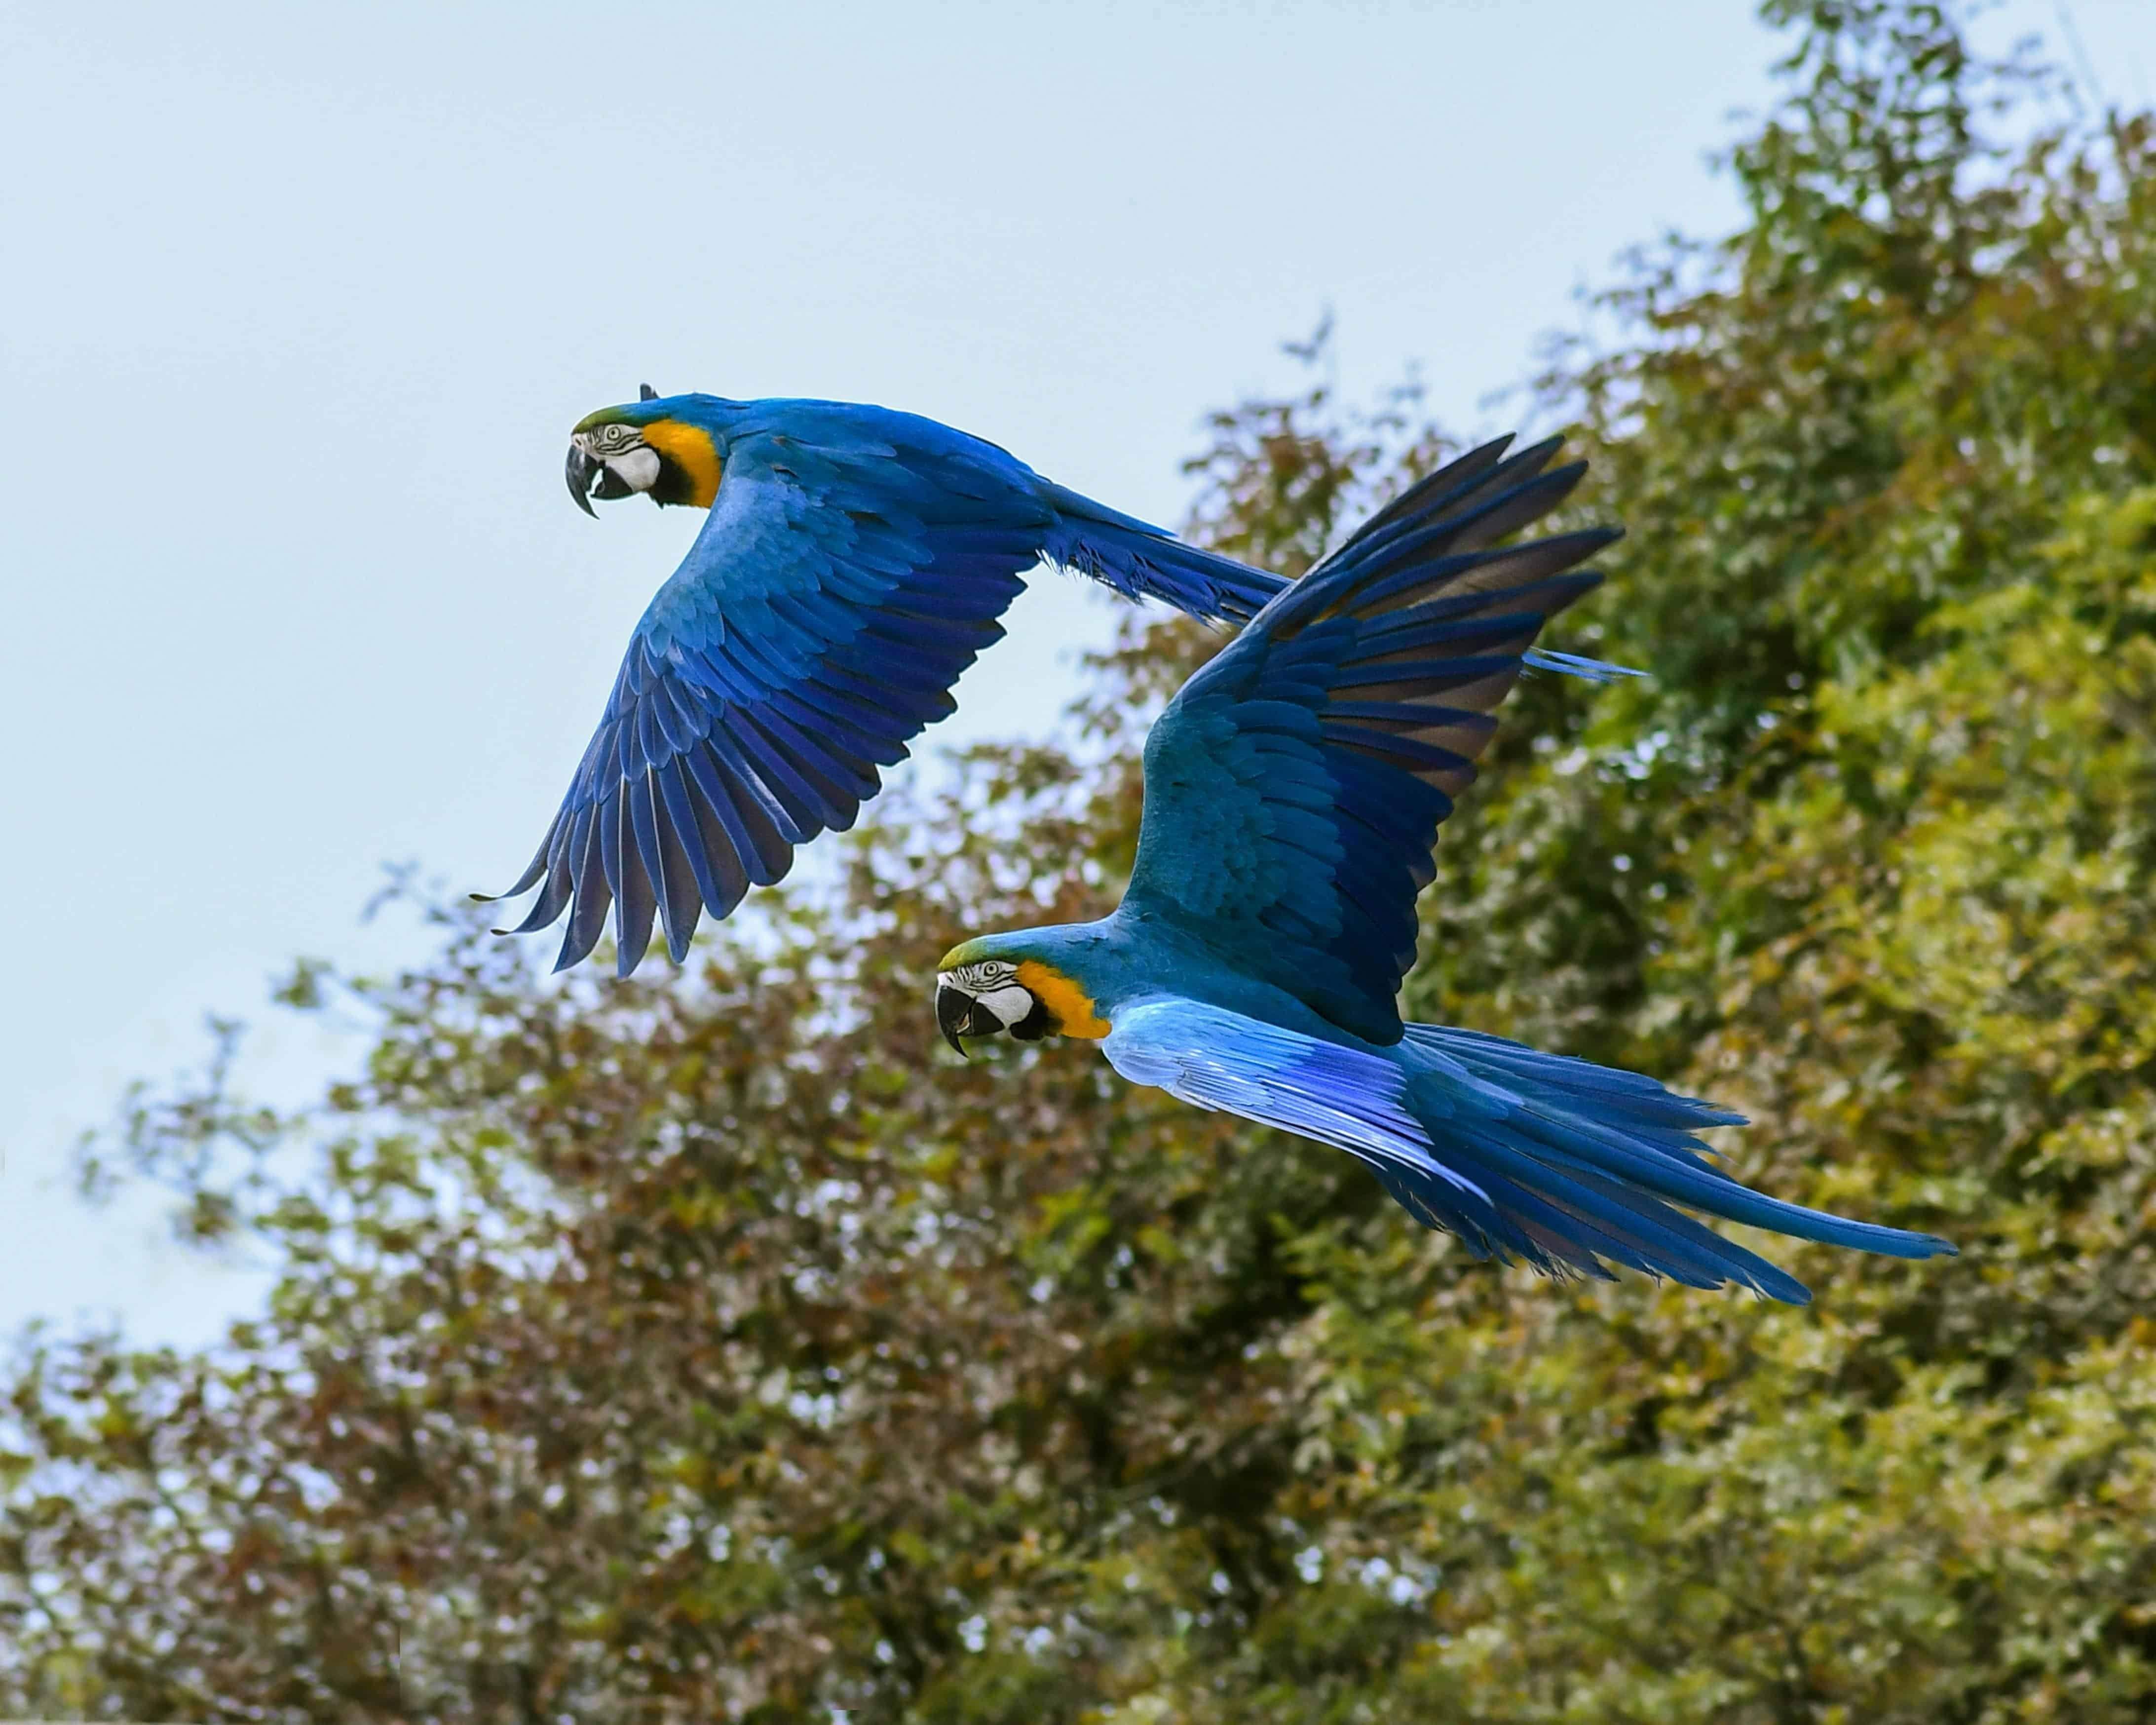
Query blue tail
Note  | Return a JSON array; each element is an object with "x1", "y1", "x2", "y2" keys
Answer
[
  {"x1": 1042, "y1": 448, "x2": 1644, "y2": 679},
  {"x1": 1386, "y1": 1024, "x2": 1955, "y2": 1304},
  {"x1": 1040, "y1": 482, "x2": 1286, "y2": 624},
  {"x1": 1522, "y1": 646, "x2": 1646, "y2": 684}
]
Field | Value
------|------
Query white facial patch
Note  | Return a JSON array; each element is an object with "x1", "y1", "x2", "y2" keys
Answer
[
  {"x1": 975, "y1": 983, "x2": 1037, "y2": 1028},
  {"x1": 606, "y1": 446, "x2": 663, "y2": 493}
]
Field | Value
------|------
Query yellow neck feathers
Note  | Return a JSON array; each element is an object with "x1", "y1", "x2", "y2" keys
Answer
[
  {"x1": 642, "y1": 420, "x2": 724, "y2": 508},
  {"x1": 1016, "y1": 961, "x2": 1110, "y2": 1040}
]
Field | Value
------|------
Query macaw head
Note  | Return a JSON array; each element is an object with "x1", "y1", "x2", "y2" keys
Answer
[
  {"x1": 564, "y1": 384, "x2": 724, "y2": 514},
  {"x1": 934, "y1": 934, "x2": 1112, "y2": 1055}
]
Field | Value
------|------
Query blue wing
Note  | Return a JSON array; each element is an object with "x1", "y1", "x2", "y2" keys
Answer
[
  {"x1": 1105, "y1": 998, "x2": 1954, "y2": 1303},
  {"x1": 492, "y1": 420, "x2": 1049, "y2": 975},
  {"x1": 1123, "y1": 435, "x2": 1626, "y2": 1043}
]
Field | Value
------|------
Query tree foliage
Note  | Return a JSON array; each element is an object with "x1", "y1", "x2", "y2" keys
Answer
[{"x1": 7, "y1": 3, "x2": 2156, "y2": 1719}]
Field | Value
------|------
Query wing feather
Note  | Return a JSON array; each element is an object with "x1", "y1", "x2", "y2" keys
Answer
[
  {"x1": 653, "y1": 762, "x2": 734, "y2": 923},
  {"x1": 559, "y1": 805, "x2": 612, "y2": 972}
]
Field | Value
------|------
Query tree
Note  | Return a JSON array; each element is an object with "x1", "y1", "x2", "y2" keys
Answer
[{"x1": 7, "y1": 3, "x2": 2156, "y2": 1719}]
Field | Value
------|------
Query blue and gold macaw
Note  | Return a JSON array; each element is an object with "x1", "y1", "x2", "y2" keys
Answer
[
  {"x1": 934, "y1": 436, "x2": 1956, "y2": 1302},
  {"x1": 489, "y1": 387, "x2": 1294, "y2": 974}
]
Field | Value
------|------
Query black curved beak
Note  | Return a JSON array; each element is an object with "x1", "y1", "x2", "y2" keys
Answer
[
  {"x1": 565, "y1": 444, "x2": 602, "y2": 516},
  {"x1": 937, "y1": 983, "x2": 996, "y2": 1056}
]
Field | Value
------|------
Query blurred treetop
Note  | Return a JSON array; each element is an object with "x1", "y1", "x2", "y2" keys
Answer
[{"x1": 6, "y1": 2, "x2": 2156, "y2": 1720}]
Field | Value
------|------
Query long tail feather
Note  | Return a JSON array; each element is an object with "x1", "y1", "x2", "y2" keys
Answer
[
  {"x1": 1522, "y1": 646, "x2": 1645, "y2": 683},
  {"x1": 1392, "y1": 1023, "x2": 1956, "y2": 1303},
  {"x1": 1040, "y1": 482, "x2": 1286, "y2": 623}
]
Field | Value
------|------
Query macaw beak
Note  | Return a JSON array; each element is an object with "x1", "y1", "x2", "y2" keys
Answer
[
  {"x1": 565, "y1": 443, "x2": 602, "y2": 516},
  {"x1": 564, "y1": 444, "x2": 638, "y2": 516},
  {"x1": 936, "y1": 982, "x2": 995, "y2": 1056}
]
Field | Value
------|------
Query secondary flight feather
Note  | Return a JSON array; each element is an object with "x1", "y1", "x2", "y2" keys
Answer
[{"x1": 933, "y1": 435, "x2": 1957, "y2": 1302}]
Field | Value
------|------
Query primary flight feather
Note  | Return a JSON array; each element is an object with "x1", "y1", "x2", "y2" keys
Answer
[
  {"x1": 934, "y1": 435, "x2": 1957, "y2": 1303},
  {"x1": 487, "y1": 389, "x2": 1294, "y2": 975}
]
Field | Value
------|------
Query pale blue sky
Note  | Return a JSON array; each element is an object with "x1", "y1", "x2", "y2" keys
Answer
[{"x1": 3, "y1": 0, "x2": 2149, "y2": 1349}]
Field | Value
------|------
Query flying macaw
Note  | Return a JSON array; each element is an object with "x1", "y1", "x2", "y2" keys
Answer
[
  {"x1": 933, "y1": 436, "x2": 1956, "y2": 1302},
  {"x1": 486, "y1": 388, "x2": 1292, "y2": 974}
]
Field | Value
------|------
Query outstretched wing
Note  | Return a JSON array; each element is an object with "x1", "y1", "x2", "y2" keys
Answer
[
  {"x1": 1105, "y1": 997, "x2": 1954, "y2": 1304},
  {"x1": 1123, "y1": 435, "x2": 1624, "y2": 1043},
  {"x1": 489, "y1": 423, "x2": 1050, "y2": 975}
]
